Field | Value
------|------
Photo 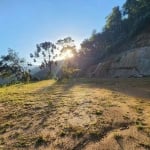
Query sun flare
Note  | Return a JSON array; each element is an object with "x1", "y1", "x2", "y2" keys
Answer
[{"x1": 57, "y1": 49, "x2": 74, "y2": 60}]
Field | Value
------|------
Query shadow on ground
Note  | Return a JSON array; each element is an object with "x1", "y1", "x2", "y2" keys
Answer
[{"x1": 37, "y1": 77, "x2": 150, "y2": 100}]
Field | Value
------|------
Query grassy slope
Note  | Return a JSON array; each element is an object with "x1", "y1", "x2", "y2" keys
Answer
[{"x1": 0, "y1": 78, "x2": 150, "y2": 150}]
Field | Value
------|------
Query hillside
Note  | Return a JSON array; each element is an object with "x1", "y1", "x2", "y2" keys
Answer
[
  {"x1": 85, "y1": 46, "x2": 150, "y2": 78},
  {"x1": 0, "y1": 78, "x2": 150, "y2": 150},
  {"x1": 77, "y1": 24, "x2": 150, "y2": 78}
]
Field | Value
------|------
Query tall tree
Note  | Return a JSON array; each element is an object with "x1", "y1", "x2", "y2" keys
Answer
[
  {"x1": 30, "y1": 41, "x2": 57, "y2": 76},
  {"x1": 0, "y1": 49, "x2": 27, "y2": 81},
  {"x1": 123, "y1": 0, "x2": 139, "y2": 19},
  {"x1": 123, "y1": 0, "x2": 150, "y2": 36},
  {"x1": 56, "y1": 37, "x2": 78, "y2": 78},
  {"x1": 104, "y1": 6, "x2": 122, "y2": 36},
  {"x1": 56, "y1": 37, "x2": 77, "y2": 56},
  {"x1": 30, "y1": 37, "x2": 77, "y2": 79}
]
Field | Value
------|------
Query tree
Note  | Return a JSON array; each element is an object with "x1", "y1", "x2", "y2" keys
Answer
[
  {"x1": 30, "y1": 37, "x2": 77, "y2": 79},
  {"x1": 30, "y1": 41, "x2": 57, "y2": 77},
  {"x1": 56, "y1": 37, "x2": 78, "y2": 79},
  {"x1": 0, "y1": 49, "x2": 28, "y2": 82},
  {"x1": 78, "y1": 0, "x2": 150, "y2": 73},
  {"x1": 56, "y1": 37, "x2": 77, "y2": 56},
  {"x1": 123, "y1": 0, "x2": 139, "y2": 19},
  {"x1": 104, "y1": 6, "x2": 122, "y2": 37},
  {"x1": 123, "y1": 0, "x2": 150, "y2": 36}
]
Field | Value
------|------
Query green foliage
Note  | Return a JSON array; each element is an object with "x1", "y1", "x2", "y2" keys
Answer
[
  {"x1": 22, "y1": 71, "x2": 31, "y2": 83},
  {"x1": 30, "y1": 41, "x2": 57, "y2": 75},
  {"x1": 62, "y1": 65, "x2": 79, "y2": 79},
  {"x1": 78, "y1": 0, "x2": 150, "y2": 70},
  {"x1": 104, "y1": 6, "x2": 122, "y2": 33},
  {"x1": 0, "y1": 49, "x2": 23, "y2": 78},
  {"x1": 56, "y1": 37, "x2": 77, "y2": 55},
  {"x1": 30, "y1": 37, "x2": 77, "y2": 79},
  {"x1": 0, "y1": 49, "x2": 31, "y2": 83},
  {"x1": 123, "y1": 0, "x2": 150, "y2": 37},
  {"x1": 57, "y1": 37, "x2": 78, "y2": 80}
]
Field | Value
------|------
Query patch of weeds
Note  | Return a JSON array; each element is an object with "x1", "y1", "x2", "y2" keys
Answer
[
  {"x1": 95, "y1": 110, "x2": 103, "y2": 115},
  {"x1": 89, "y1": 132, "x2": 99, "y2": 139},
  {"x1": 14, "y1": 135, "x2": 31, "y2": 147},
  {"x1": 136, "y1": 107, "x2": 143, "y2": 114},
  {"x1": 4, "y1": 113, "x2": 15, "y2": 119},
  {"x1": 59, "y1": 130, "x2": 67, "y2": 137},
  {"x1": 15, "y1": 141, "x2": 28, "y2": 148},
  {"x1": 48, "y1": 101, "x2": 53, "y2": 108},
  {"x1": 136, "y1": 118, "x2": 146, "y2": 131},
  {"x1": 114, "y1": 133, "x2": 123, "y2": 141},
  {"x1": 135, "y1": 118, "x2": 143, "y2": 125},
  {"x1": 72, "y1": 130, "x2": 84, "y2": 138},
  {"x1": 0, "y1": 127, "x2": 6, "y2": 134},
  {"x1": 145, "y1": 128, "x2": 150, "y2": 137},
  {"x1": 9, "y1": 132, "x2": 20, "y2": 139},
  {"x1": 0, "y1": 137, "x2": 5, "y2": 145},
  {"x1": 123, "y1": 115, "x2": 130, "y2": 120},
  {"x1": 0, "y1": 123, "x2": 12, "y2": 134},
  {"x1": 131, "y1": 106, "x2": 143, "y2": 114},
  {"x1": 139, "y1": 143, "x2": 150, "y2": 149},
  {"x1": 89, "y1": 130, "x2": 102, "y2": 141},
  {"x1": 137, "y1": 125, "x2": 144, "y2": 131},
  {"x1": 35, "y1": 136, "x2": 47, "y2": 148},
  {"x1": 61, "y1": 125, "x2": 84, "y2": 138}
]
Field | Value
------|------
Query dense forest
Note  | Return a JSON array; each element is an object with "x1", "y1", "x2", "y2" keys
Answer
[
  {"x1": 0, "y1": 0, "x2": 150, "y2": 83},
  {"x1": 77, "y1": 0, "x2": 150, "y2": 68}
]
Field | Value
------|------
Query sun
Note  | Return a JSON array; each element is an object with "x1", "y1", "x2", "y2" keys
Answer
[
  {"x1": 56, "y1": 49, "x2": 74, "y2": 60},
  {"x1": 63, "y1": 50, "x2": 74, "y2": 58}
]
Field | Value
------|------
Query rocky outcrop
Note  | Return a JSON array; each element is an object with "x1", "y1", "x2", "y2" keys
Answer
[{"x1": 92, "y1": 47, "x2": 150, "y2": 78}]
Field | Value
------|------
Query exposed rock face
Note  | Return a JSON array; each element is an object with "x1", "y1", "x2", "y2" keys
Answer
[{"x1": 92, "y1": 47, "x2": 150, "y2": 78}]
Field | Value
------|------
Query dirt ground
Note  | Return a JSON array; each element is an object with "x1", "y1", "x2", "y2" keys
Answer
[{"x1": 0, "y1": 78, "x2": 150, "y2": 150}]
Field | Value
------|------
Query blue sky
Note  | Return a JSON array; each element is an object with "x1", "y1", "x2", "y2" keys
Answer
[{"x1": 0, "y1": 0, "x2": 126, "y2": 60}]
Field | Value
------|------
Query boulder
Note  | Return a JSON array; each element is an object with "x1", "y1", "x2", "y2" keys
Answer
[{"x1": 93, "y1": 47, "x2": 150, "y2": 78}]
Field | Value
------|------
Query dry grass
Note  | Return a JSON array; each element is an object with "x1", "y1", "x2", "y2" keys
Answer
[{"x1": 0, "y1": 78, "x2": 150, "y2": 150}]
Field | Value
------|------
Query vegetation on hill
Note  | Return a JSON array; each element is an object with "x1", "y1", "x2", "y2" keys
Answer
[
  {"x1": 0, "y1": 49, "x2": 30, "y2": 83},
  {"x1": 30, "y1": 37, "x2": 77, "y2": 79},
  {"x1": 78, "y1": 0, "x2": 150, "y2": 68},
  {"x1": 0, "y1": 0, "x2": 150, "y2": 81}
]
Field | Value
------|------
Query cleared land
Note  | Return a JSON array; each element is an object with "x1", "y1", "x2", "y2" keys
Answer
[{"x1": 0, "y1": 78, "x2": 150, "y2": 150}]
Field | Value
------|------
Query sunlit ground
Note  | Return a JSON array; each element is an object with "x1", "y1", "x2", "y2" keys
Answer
[{"x1": 0, "y1": 78, "x2": 150, "y2": 149}]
